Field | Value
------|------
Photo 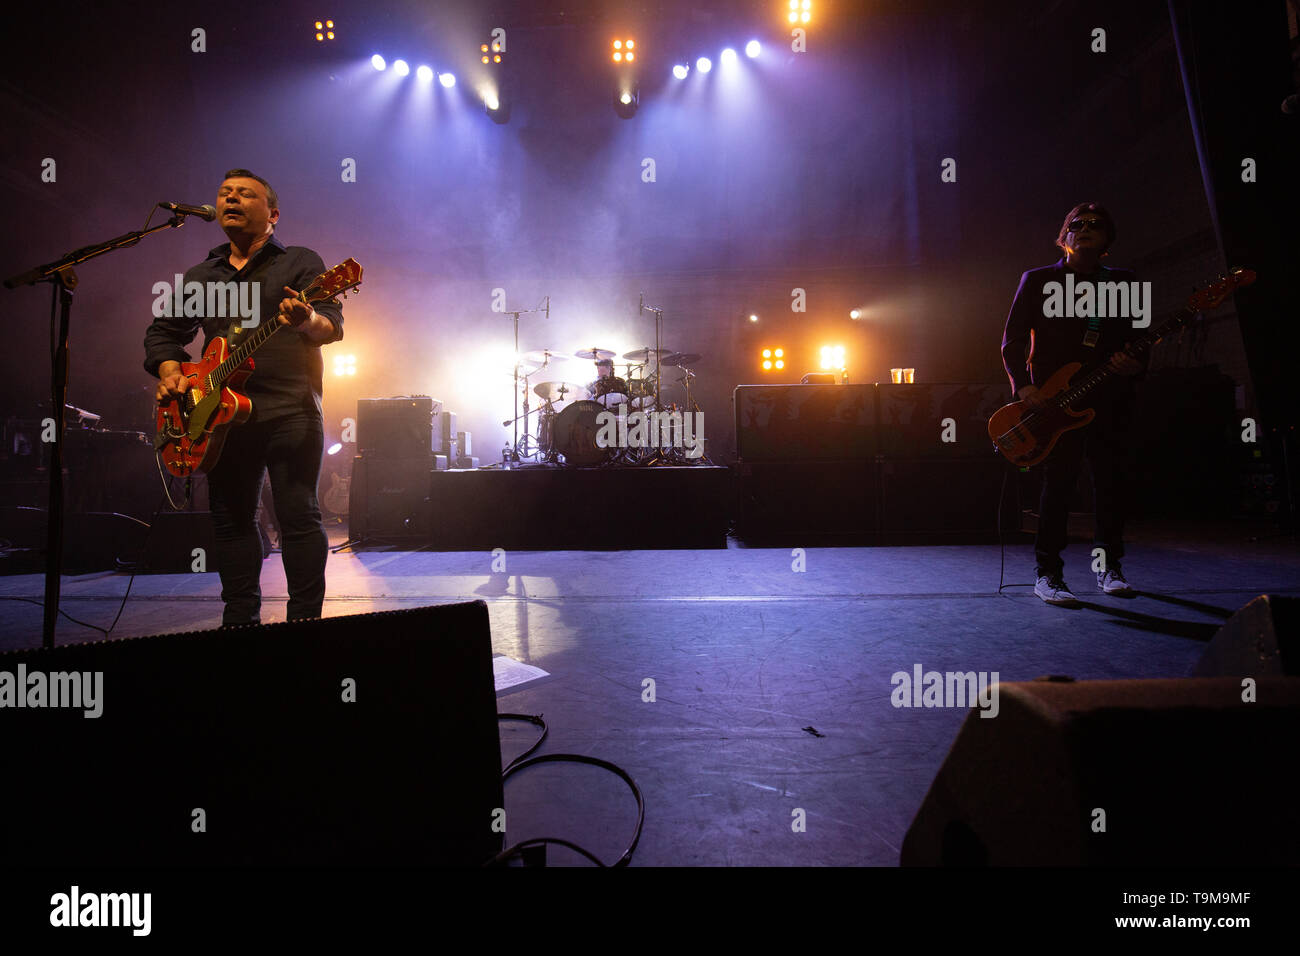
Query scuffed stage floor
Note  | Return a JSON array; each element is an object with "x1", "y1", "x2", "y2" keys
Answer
[{"x1": 1, "y1": 519, "x2": 1295, "y2": 866}]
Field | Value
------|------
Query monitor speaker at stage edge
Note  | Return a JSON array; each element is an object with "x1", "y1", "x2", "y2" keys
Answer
[{"x1": 0, "y1": 601, "x2": 503, "y2": 867}]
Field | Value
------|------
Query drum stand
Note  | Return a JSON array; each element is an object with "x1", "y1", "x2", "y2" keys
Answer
[{"x1": 502, "y1": 298, "x2": 549, "y2": 464}]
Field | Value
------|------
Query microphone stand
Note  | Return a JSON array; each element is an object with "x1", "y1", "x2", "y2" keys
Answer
[{"x1": 3, "y1": 210, "x2": 197, "y2": 648}]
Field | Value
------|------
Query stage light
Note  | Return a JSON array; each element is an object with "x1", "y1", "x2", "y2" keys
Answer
[
  {"x1": 612, "y1": 38, "x2": 636, "y2": 64},
  {"x1": 614, "y1": 87, "x2": 640, "y2": 119},
  {"x1": 776, "y1": 359, "x2": 785, "y2": 370},
  {"x1": 333, "y1": 354, "x2": 357, "y2": 377},
  {"x1": 417, "y1": 65, "x2": 433, "y2": 82},
  {"x1": 485, "y1": 89, "x2": 511, "y2": 124},
  {"x1": 315, "y1": 20, "x2": 335, "y2": 42},
  {"x1": 697, "y1": 56, "x2": 712, "y2": 73},
  {"x1": 721, "y1": 48, "x2": 737, "y2": 65},
  {"x1": 749, "y1": 313, "x2": 759, "y2": 322},
  {"x1": 393, "y1": 59, "x2": 409, "y2": 77},
  {"x1": 819, "y1": 345, "x2": 846, "y2": 370},
  {"x1": 763, "y1": 360, "x2": 772, "y2": 371},
  {"x1": 746, "y1": 40, "x2": 761, "y2": 58},
  {"x1": 439, "y1": 72, "x2": 456, "y2": 88},
  {"x1": 673, "y1": 64, "x2": 689, "y2": 80},
  {"x1": 850, "y1": 308, "x2": 861, "y2": 319},
  {"x1": 762, "y1": 347, "x2": 786, "y2": 372},
  {"x1": 802, "y1": 0, "x2": 812, "y2": 23},
  {"x1": 371, "y1": 54, "x2": 386, "y2": 71},
  {"x1": 327, "y1": 443, "x2": 343, "y2": 456}
]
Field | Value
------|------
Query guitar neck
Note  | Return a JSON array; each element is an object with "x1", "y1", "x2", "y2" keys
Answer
[
  {"x1": 1054, "y1": 306, "x2": 1193, "y2": 408},
  {"x1": 209, "y1": 318, "x2": 284, "y2": 391}
]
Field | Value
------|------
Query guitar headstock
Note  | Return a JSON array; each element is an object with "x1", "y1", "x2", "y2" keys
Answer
[
  {"x1": 1188, "y1": 268, "x2": 1255, "y2": 312},
  {"x1": 302, "y1": 257, "x2": 363, "y2": 305}
]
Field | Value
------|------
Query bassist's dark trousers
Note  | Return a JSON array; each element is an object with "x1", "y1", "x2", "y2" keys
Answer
[
  {"x1": 207, "y1": 408, "x2": 328, "y2": 625},
  {"x1": 1034, "y1": 396, "x2": 1136, "y2": 580}
]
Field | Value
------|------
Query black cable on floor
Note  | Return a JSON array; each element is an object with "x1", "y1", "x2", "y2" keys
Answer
[
  {"x1": 484, "y1": 741, "x2": 645, "y2": 867},
  {"x1": 498, "y1": 712, "x2": 548, "y2": 772}
]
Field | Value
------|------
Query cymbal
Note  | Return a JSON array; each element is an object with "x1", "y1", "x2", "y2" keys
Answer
[
  {"x1": 533, "y1": 381, "x2": 585, "y2": 401},
  {"x1": 623, "y1": 347, "x2": 673, "y2": 362},
  {"x1": 575, "y1": 347, "x2": 616, "y2": 360},
  {"x1": 523, "y1": 349, "x2": 569, "y2": 365},
  {"x1": 663, "y1": 352, "x2": 701, "y2": 367}
]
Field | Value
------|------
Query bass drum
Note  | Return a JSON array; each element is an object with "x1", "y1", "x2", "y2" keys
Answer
[{"x1": 553, "y1": 400, "x2": 611, "y2": 466}]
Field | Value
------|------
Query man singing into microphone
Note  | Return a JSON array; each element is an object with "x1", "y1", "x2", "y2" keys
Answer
[
  {"x1": 1000, "y1": 202, "x2": 1146, "y2": 606},
  {"x1": 144, "y1": 169, "x2": 344, "y2": 625}
]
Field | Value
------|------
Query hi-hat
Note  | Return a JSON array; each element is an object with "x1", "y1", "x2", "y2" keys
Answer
[
  {"x1": 623, "y1": 347, "x2": 672, "y2": 363},
  {"x1": 534, "y1": 381, "x2": 584, "y2": 402},
  {"x1": 663, "y1": 352, "x2": 701, "y2": 367},
  {"x1": 524, "y1": 349, "x2": 569, "y2": 366},
  {"x1": 511, "y1": 364, "x2": 539, "y2": 377},
  {"x1": 575, "y1": 347, "x2": 616, "y2": 360}
]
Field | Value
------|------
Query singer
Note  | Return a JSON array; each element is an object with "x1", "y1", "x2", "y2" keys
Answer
[{"x1": 143, "y1": 169, "x2": 345, "y2": 626}]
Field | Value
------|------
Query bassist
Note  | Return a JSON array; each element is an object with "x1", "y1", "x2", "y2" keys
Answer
[
  {"x1": 143, "y1": 169, "x2": 344, "y2": 626},
  {"x1": 1000, "y1": 202, "x2": 1145, "y2": 605}
]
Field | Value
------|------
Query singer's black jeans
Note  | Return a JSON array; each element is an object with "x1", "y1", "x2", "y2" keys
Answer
[
  {"x1": 207, "y1": 410, "x2": 328, "y2": 625},
  {"x1": 1033, "y1": 399, "x2": 1135, "y2": 581}
]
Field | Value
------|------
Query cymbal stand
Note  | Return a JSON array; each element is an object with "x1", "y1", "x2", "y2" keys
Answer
[{"x1": 502, "y1": 297, "x2": 549, "y2": 464}]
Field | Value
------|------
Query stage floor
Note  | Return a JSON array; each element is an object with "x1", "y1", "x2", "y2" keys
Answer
[{"x1": 1, "y1": 518, "x2": 1296, "y2": 866}]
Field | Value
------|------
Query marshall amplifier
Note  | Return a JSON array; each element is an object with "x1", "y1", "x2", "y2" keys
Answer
[
  {"x1": 348, "y1": 456, "x2": 432, "y2": 540},
  {"x1": 357, "y1": 397, "x2": 439, "y2": 460}
]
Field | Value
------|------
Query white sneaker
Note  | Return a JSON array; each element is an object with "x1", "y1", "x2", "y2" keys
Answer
[
  {"x1": 1097, "y1": 568, "x2": 1135, "y2": 594},
  {"x1": 1035, "y1": 575, "x2": 1079, "y2": 606}
]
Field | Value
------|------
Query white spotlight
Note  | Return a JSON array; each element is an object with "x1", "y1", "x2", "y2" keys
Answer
[
  {"x1": 672, "y1": 64, "x2": 689, "y2": 80},
  {"x1": 393, "y1": 59, "x2": 409, "y2": 76},
  {"x1": 416, "y1": 65, "x2": 433, "y2": 82},
  {"x1": 439, "y1": 72, "x2": 456, "y2": 88},
  {"x1": 721, "y1": 48, "x2": 737, "y2": 65},
  {"x1": 371, "y1": 54, "x2": 386, "y2": 71},
  {"x1": 696, "y1": 56, "x2": 712, "y2": 73},
  {"x1": 745, "y1": 40, "x2": 761, "y2": 58}
]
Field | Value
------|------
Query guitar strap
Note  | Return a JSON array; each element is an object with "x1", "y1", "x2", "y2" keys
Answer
[
  {"x1": 218, "y1": 251, "x2": 280, "y2": 354},
  {"x1": 1081, "y1": 266, "x2": 1107, "y2": 348}
]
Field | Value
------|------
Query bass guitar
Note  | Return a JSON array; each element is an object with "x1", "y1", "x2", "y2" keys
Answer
[
  {"x1": 155, "y1": 257, "x2": 363, "y2": 476},
  {"x1": 988, "y1": 267, "x2": 1256, "y2": 467}
]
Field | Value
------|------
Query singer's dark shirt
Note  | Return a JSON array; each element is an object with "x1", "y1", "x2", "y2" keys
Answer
[
  {"x1": 1000, "y1": 258, "x2": 1147, "y2": 407},
  {"x1": 143, "y1": 235, "x2": 344, "y2": 421}
]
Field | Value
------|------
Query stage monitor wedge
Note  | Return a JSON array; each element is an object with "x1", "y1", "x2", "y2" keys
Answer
[{"x1": 0, "y1": 602, "x2": 503, "y2": 867}]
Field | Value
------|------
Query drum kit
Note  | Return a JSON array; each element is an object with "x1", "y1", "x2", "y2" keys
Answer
[{"x1": 501, "y1": 345, "x2": 707, "y2": 466}]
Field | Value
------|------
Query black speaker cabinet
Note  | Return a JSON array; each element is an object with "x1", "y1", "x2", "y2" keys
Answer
[
  {"x1": 877, "y1": 383, "x2": 1008, "y2": 459},
  {"x1": 348, "y1": 456, "x2": 432, "y2": 540},
  {"x1": 878, "y1": 456, "x2": 1017, "y2": 536},
  {"x1": 357, "y1": 397, "x2": 437, "y2": 460},
  {"x1": 734, "y1": 384, "x2": 877, "y2": 461},
  {"x1": 900, "y1": 677, "x2": 1300, "y2": 866},
  {"x1": 0, "y1": 602, "x2": 503, "y2": 866}
]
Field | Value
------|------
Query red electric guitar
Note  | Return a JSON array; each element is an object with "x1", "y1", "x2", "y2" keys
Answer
[
  {"x1": 155, "y1": 257, "x2": 363, "y2": 476},
  {"x1": 988, "y1": 267, "x2": 1256, "y2": 467}
]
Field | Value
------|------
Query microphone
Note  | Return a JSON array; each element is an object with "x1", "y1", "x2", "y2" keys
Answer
[{"x1": 158, "y1": 201, "x2": 217, "y2": 221}]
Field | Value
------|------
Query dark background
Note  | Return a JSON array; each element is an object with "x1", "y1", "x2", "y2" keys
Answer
[{"x1": 0, "y1": 0, "x2": 1283, "y2": 467}]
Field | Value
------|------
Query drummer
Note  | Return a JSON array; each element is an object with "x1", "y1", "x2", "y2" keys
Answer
[{"x1": 588, "y1": 358, "x2": 627, "y2": 407}]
